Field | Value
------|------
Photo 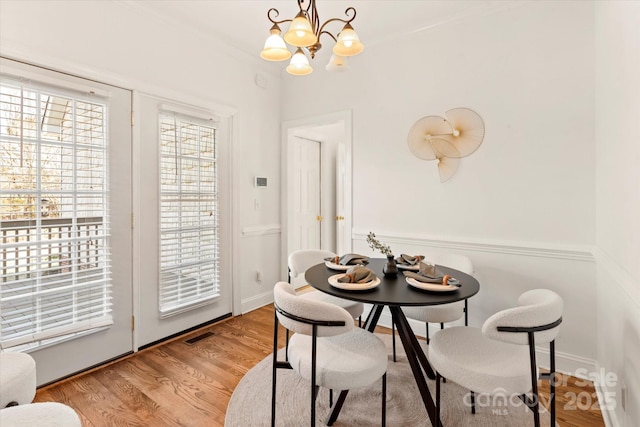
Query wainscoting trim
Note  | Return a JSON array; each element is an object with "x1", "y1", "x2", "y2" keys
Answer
[{"x1": 352, "y1": 230, "x2": 595, "y2": 262}]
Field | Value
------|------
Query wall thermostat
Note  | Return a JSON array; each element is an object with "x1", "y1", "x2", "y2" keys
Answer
[{"x1": 255, "y1": 177, "x2": 268, "y2": 188}]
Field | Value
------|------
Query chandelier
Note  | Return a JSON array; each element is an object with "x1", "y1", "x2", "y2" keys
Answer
[{"x1": 260, "y1": 0, "x2": 364, "y2": 75}]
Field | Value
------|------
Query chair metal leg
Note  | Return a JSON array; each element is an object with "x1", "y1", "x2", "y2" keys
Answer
[
  {"x1": 311, "y1": 325, "x2": 318, "y2": 427},
  {"x1": 527, "y1": 331, "x2": 541, "y2": 427},
  {"x1": 440, "y1": 322, "x2": 444, "y2": 329},
  {"x1": 271, "y1": 310, "x2": 279, "y2": 427},
  {"x1": 550, "y1": 340, "x2": 556, "y2": 427},
  {"x1": 358, "y1": 316, "x2": 362, "y2": 328},
  {"x1": 436, "y1": 372, "x2": 441, "y2": 426},
  {"x1": 382, "y1": 373, "x2": 387, "y2": 427},
  {"x1": 471, "y1": 391, "x2": 475, "y2": 414}
]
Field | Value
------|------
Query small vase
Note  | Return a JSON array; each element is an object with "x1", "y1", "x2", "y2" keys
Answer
[{"x1": 383, "y1": 254, "x2": 398, "y2": 278}]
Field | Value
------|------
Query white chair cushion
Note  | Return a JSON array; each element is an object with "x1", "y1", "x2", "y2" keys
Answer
[
  {"x1": 274, "y1": 282, "x2": 354, "y2": 337},
  {"x1": 288, "y1": 250, "x2": 336, "y2": 278},
  {"x1": 288, "y1": 327, "x2": 387, "y2": 391},
  {"x1": 300, "y1": 290, "x2": 364, "y2": 319},
  {"x1": 403, "y1": 300, "x2": 464, "y2": 324},
  {"x1": 0, "y1": 352, "x2": 36, "y2": 407},
  {"x1": 482, "y1": 289, "x2": 563, "y2": 345},
  {"x1": 0, "y1": 402, "x2": 81, "y2": 426},
  {"x1": 402, "y1": 253, "x2": 472, "y2": 325},
  {"x1": 429, "y1": 326, "x2": 532, "y2": 394}
]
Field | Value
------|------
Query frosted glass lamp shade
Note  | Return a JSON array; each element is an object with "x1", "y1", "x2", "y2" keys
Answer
[
  {"x1": 325, "y1": 54, "x2": 349, "y2": 72},
  {"x1": 284, "y1": 12, "x2": 317, "y2": 47},
  {"x1": 286, "y1": 48, "x2": 313, "y2": 75},
  {"x1": 333, "y1": 23, "x2": 364, "y2": 56},
  {"x1": 260, "y1": 25, "x2": 291, "y2": 61}
]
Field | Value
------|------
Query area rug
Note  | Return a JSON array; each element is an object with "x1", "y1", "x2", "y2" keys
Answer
[{"x1": 225, "y1": 334, "x2": 551, "y2": 426}]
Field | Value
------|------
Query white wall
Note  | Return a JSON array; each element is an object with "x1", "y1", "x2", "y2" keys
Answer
[
  {"x1": 0, "y1": 1, "x2": 284, "y2": 319},
  {"x1": 594, "y1": 2, "x2": 640, "y2": 426},
  {"x1": 282, "y1": 1, "x2": 598, "y2": 374}
]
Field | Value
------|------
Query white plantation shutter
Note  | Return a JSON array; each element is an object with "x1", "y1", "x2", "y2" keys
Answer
[
  {"x1": 158, "y1": 112, "x2": 219, "y2": 317},
  {"x1": 0, "y1": 76, "x2": 112, "y2": 350}
]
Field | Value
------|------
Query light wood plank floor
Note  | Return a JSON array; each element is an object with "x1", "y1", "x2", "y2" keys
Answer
[{"x1": 35, "y1": 305, "x2": 605, "y2": 426}]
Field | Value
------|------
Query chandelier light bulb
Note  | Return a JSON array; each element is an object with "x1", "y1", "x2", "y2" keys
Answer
[
  {"x1": 284, "y1": 11, "x2": 317, "y2": 47},
  {"x1": 333, "y1": 23, "x2": 364, "y2": 57},
  {"x1": 260, "y1": 24, "x2": 292, "y2": 61},
  {"x1": 326, "y1": 54, "x2": 349, "y2": 72},
  {"x1": 286, "y1": 48, "x2": 313, "y2": 75}
]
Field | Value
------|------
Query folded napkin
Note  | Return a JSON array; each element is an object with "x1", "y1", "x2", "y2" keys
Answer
[
  {"x1": 395, "y1": 254, "x2": 425, "y2": 266},
  {"x1": 338, "y1": 266, "x2": 377, "y2": 283},
  {"x1": 403, "y1": 263, "x2": 460, "y2": 286},
  {"x1": 325, "y1": 253, "x2": 369, "y2": 266}
]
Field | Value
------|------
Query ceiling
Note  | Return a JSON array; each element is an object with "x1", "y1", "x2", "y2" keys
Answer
[{"x1": 132, "y1": 1, "x2": 502, "y2": 63}]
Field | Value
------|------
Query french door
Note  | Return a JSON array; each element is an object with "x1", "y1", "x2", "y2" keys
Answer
[
  {"x1": 0, "y1": 58, "x2": 133, "y2": 385},
  {"x1": 135, "y1": 93, "x2": 232, "y2": 347}
]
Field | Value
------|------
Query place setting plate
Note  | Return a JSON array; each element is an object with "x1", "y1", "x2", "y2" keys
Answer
[
  {"x1": 405, "y1": 277, "x2": 460, "y2": 292},
  {"x1": 328, "y1": 274, "x2": 381, "y2": 291}
]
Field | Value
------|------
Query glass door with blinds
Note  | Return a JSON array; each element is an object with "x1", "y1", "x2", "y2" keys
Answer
[
  {"x1": 136, "y1": 94, "x2": 232, "y2": 347},
  {"x1": 0, "y1": 58, "x2": 133, "y2": 385}
]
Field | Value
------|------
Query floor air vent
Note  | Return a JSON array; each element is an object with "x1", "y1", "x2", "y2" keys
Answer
[{"x1": 185, "y1": 331, "x2": 215, "y2": 344}]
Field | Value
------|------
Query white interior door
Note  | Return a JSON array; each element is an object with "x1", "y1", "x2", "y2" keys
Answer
[
  {"x1": 0, "y1": 58, "x2": 133, "y2": 385},
  {"x1": 335, "y1": 143, "x2": 347, "y2": 255},
  {"x1": 291, "y1": 136, "x2": 321, "y2": 252}
]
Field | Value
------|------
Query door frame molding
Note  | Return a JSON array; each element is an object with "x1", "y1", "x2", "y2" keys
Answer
[{"x1": 280, "y1": 110, "x2": 353, "y2": 280}]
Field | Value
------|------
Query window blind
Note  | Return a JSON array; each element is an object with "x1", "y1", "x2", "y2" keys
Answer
[
  {"x1": 158, "y1": 113, "x2": 219, "y2": 317},
  {"x1": 0, "y1": 77, "x2": 112, "y2": 350}
]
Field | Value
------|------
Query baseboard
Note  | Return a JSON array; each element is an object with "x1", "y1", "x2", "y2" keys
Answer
[
  {"x1": 241, "y1": 290, "x2": 273, "y2": 314},
  {"x1": 594, "y1": 361, "x2": 621, "y2": 427}
]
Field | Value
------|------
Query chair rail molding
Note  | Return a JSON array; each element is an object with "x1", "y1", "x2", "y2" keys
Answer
[
  {"x1": 241, "y1": 224, "x2": 282, "y2": 238},
  {"x1": 352, "y1": 230, "x2": 595, "y2": 262},
  {"x1": 593, "y1": 246, "x2": 640, "y2": 305}
]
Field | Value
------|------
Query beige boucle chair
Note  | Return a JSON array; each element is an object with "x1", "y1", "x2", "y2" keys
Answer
[
  {"x1": 271, "y1": 281, "x2": 387, "y2": 427},
  {"x1": 429, "y1": 289, "x2": 563, "y2": 427},
  {"x1": 0, "y1": 352, "x2": 81, "y2": 426}
]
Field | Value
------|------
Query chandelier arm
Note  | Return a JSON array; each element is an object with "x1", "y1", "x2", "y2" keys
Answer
[
  {"x1": 307, "y1": 0, "x2": 320, "y2": 34},
  {"x1": 317, "y1": 31, "x2": 337, "y2": 43},
  {"x1": 267, "y1": 8, "x2": 293, "y2": 25},
  {"x1": 316, "y1": 7, "x2": 357, "y2": 36}
]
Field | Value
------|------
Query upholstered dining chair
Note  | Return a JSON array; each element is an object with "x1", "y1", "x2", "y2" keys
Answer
[
  {"x1": 288, "y1": 250, "x2": 365, "y2": 324},
  {"x1": 271, "y1": 281, "x2": 388, "y2": 427},
  {"x1": 391, "y1": 253, "x2": 473, "y2": 361},
  {"x1": 0, "y1": 352, "x2": 82, "y2": 426},
  {"x1": 429, "y1": 289, "x2": 563, "y2": 427}
]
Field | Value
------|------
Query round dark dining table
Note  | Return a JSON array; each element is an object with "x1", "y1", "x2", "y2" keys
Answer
[{"x1": 305, "y1": 257, "x2": 480, "y2": 427}]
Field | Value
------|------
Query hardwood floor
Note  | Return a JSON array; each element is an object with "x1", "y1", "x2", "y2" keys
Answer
[{"x1": 35, "y1": 305, "x2": 605, "y2": 426}]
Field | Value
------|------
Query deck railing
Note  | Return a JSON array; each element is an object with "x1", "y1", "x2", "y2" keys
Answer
[{"x1": 1, "y1": 216, "x2": 103, "y2": 282}]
